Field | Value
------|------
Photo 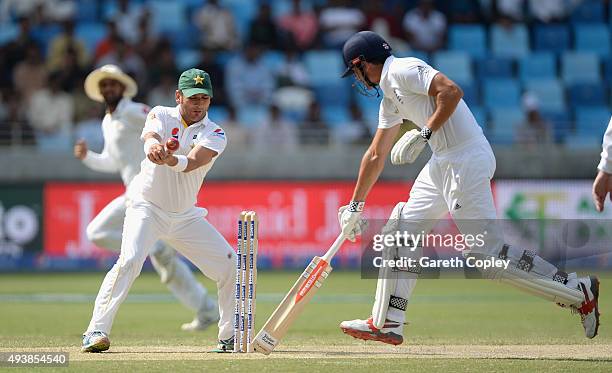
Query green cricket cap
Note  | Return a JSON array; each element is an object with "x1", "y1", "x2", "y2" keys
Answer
[{"x1": 178, "y1": 68, "x2": 213, "y2": 98}]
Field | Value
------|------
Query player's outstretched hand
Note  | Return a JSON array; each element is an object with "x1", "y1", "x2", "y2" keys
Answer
[
  {"x1": 74, "y1": 139, "x2": 88, "y2": 160},
  {"x1": 147, "y1": 143, "x2": 168, "y2": 165},
  {"x1": 592, "y1": 170, "x2": 612, "y2": 212}
]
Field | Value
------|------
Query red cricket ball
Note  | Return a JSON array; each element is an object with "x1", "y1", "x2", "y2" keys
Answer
[{"x1": 166, "y1": 138, "x2": 179, "y2": 152}]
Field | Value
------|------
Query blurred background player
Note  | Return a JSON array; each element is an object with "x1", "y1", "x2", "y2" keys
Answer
[
  {"x1": 81, "y1": 68, "x2": 236, "y2": 353},
  {"x1": 336, "y1": 31, "x2": 600, "y2": 345},
  {"x1": 78, "y1": 65, "x2": 220, "y2": 352}
]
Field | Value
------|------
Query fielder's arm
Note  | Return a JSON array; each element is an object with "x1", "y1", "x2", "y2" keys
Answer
[
  {"x1": 165, "y1": 145, "x2": 217, "y2": 173},
  {"x1": 425, "y1": 73, "x2": 463, "y2": 132},
  {"x1": 352, "y1": 124, "x2": 401, "y2": 201}
]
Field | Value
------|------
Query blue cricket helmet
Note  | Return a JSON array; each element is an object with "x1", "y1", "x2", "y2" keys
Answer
[{"x1": 341, "y1": 31, "x2": 392, "y2": 78}]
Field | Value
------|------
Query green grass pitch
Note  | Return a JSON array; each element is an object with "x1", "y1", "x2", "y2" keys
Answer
[{"x1": 0, "y1": 271, "x2": 610, "y2": 372}]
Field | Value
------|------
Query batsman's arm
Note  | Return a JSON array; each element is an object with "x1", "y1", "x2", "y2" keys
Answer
[
  {"x1": 425, "y1": 72, "x2": 463, "y2": 132},
  {"x1": 352, "y1": 124, "x2": 401, "y2": 201}
]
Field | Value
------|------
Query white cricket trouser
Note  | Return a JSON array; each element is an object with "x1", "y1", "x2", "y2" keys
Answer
[
  {"x1": 86, "y1": 194, "x2": 209, "y2": 313},
  {"x1": 86, "y1": 200, "x2": 236, "y2": 340},
  {"x1": 384, "y1": 137, "x2": 502, "y2": 323}
]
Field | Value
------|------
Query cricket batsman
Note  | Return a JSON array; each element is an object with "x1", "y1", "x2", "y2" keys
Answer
[
  {"x1": 81, "y1": 68, "x2": 236, "y2": 353},
  {"x1": 336, "y1": 31, "x2": 600, "y2": 345}
]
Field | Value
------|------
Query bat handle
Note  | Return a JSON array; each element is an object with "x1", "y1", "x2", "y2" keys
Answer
[{"x1": 321, "y1": 233, "x2": 346, "y2": 263}]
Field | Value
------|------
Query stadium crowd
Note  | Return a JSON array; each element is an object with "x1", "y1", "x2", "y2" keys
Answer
[{"x1": 0, "y1": 0, "x2": 610, "y2": 152}]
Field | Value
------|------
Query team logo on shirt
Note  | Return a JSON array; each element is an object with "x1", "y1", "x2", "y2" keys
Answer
[
  {"x1": 212, "y1": 128, "x2": 225, "y2": 139},
  {"x1": 172, "y1": 127, "x2": 179, "y2": 139}
]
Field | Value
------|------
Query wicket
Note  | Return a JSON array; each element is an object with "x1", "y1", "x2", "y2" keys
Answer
[{"x1": 234, "y1": 211, "x2": 258, "y2": 353}]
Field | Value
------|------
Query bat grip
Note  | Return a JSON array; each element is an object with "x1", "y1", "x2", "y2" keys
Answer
[{"x1": 321, "y1": 234, "x2": 346, "y2": 263}]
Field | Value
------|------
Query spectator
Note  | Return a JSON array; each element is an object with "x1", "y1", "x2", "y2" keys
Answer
[
  {"x1": 54, "y1": 47, "x2": 86, "y2": 92},
  {"x1": 94, "y1": 20, "x2": 121, "y2": 62},
  {"x1": 147, "y1": 72, "x2": 176, "y2": 108},
  {"x1": 0, "y1": 89, "x2": 35, "y2": 145},
  {"x1": 97, "y1": 37, "x2": 146, "y2": 89},
  {"x1": 192, "y1": 0, "x2": 239, "y2": 51},
  {"x1": 277, "y1": 0, "x2": 319, "y2": 51},
  {"x1": 196, "y1": 51, "x2": 227, "y2": 107},
  {"x1": 276, "y1": 48, "x2": 309, "y2": 88},
  {"x1": 319, "y1": 0, "x2": 366, "y2": 48},
  {"x1": 248, "y1": 3, "x2": 280, "y2": 49},
  {"x1": 222, "y1": 106, "x2": 249, "y2": 149},
  {"x1": 12, "y1": 42, "x2": 47, "y2": 103},
  {"x1": 444, "y1": 0, "x2": 482, "y2": 23},
  {"x1": 47, "y1": 19, "x2": 89, "y2": 71},
  {"x1": 528, "y1": 0, "x2": 571, "y2": 23},
  {"x1": 132, "y1": 10, "x2": 158, "y2": 62},
  {"x1": 496, "y1": 0, "x2": 525, "y2": 21},
  {"x1": 147, "y1": 39, "x2": 179, "y2": 87},
  {"x1": 225, "y1": 45, "x2": 275, "y2": 108},
  {"x1": 27, "y1": 72, "x2": 74, "y2": 151},
  {"x1": 107, "y1": 0, "x2": 144, "y2": 45},
  {"x1": 300, "y1": 101, "x2": 329, "y2": 145},
  {"x1": 402, "y1": 0, "x2": 447, "y2": 53},
  {"x1": 253, "y1": 105, "x2": 298, "y2": 151},
  {"x1": 364, "y1": 1, "x2": 403, "y2": 40},
  {"x1": 2, "y1": 17, "x2": 37, "y2": 89},
  {"x1": 515, "y1": 93, "x2": 553, "y2": 147}
]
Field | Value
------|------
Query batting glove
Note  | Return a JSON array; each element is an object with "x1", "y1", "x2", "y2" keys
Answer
[
  {"x1": 338, "y1": 202, "x2": 368, "y2": 242},
  {"x1": 390, "y1": 127, "x2": 431, "y2": 165}
]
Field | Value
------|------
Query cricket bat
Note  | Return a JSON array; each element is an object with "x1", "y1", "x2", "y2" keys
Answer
[{"x1": 252, "y1": 234, "x2": 345, "y2": 355}]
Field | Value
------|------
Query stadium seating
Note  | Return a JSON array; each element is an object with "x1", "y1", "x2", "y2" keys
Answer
[
  {"x1": 518, "y1": 53, "x2": 557, "y2": 82},
  {"x1": 488, "y1": 108, "x2": 524, "y2": 145},
  {"x1": 75, "y1": 23, "x2": 107, "y2": 55},
  {"x1": 148, "y1": 1, "x2": 186, "y2": 34},
  {"x1": 476, "y1": 56, "x2": 513, "y2": 80},
  {"x1": 483, "y1": 79, "x2": 521, "y2": 109},
  {"x1": 523, "y1": 79, "x2": 565, "y2": 112},
  {"x1": 574, "y1": 24, "x2": 610, "y2": 57},
  {"x1": 570, "y1": 0, "x2": 605, "y2": 24},
  {"x1": 534, "y1": 24, "x2": 570, "y2": 53},
  {"x1": 575, "y1": 107, "x2": 611, "y2": 140},
  {"x1": 561, "y1": 52, "x2": 600, "y2": 84},
  {"x1": 490, "y1": 24, "x2": 529, "y2": 58},
  {"x1": 432, "y1": 51, "x2": 473, "y2": 83},
  {"x1": 568, "y1": 83, "x2": 607, "y2": 108},
  {"x1": 460, "y1": 82, "x2": 479, "y2": 107},
  {"x1": 321, "y1": 105, "x2": 350, "y2": 127},
  {"x1": 448, "y1": 25, "x2": 487, "y2": 57},
  {"x1": 541, "y1": 110, "x2": 571, "y2": 143}
]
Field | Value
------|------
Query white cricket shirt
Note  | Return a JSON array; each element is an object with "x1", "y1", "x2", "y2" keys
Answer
[
  {"x1": 598, "y1": 116, "x2": 612, "y2": 173},
  {"x1": 377, "y1": 56, "x2": 485, "y2": 154},
  {"x1": 82, "y1": 98, "x2": 150, "y2": 186},
  {"x1": 128, "y1": 105, "x2": 227, "y2": 213}
]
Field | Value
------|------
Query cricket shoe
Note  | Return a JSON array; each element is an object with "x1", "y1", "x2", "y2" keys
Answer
[
  {"x1": 81, "y1": 331, "x2": 110, "y2": 353},
  {"x1": 181, "y1": 300, "x2": 220, "y2": 332},
  {"x1": 572, "y1": 276, "x2": 600, "y2": 339},
  {"x1": 212, "y1": 336, "x2": 234, "y2": 353},
  {"x1": 340, "y1": 317, "x2": 403, "y2": 345}
]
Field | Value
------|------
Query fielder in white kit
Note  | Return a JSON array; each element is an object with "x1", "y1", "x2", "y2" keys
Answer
[
  {"x1": 76, "y1": 65, "x2": 217, "y2": 340},
  {"x1": 336, "y1": 31, "x2": 601, "y2": 345},
  {"x1": 81, "y1": 68, "x2": 236, "y2": 353}
]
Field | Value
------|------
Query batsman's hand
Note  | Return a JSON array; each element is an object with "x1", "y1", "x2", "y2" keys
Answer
[
  {"x1": 390, "y1": 129, "x2": 427, "y2": 165},
  {"x1": 147, "y1": 143, "x2": 170, "y2": 165},
  {"x1": 338, "y1": 204, "x2": 367, "y2": 242},
  {"x1": 593, "y1": 170, "x2": 612, "y2": 212},
  {"x1": 74, "y1": 139, "x2": 88, "y2": 160}
]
